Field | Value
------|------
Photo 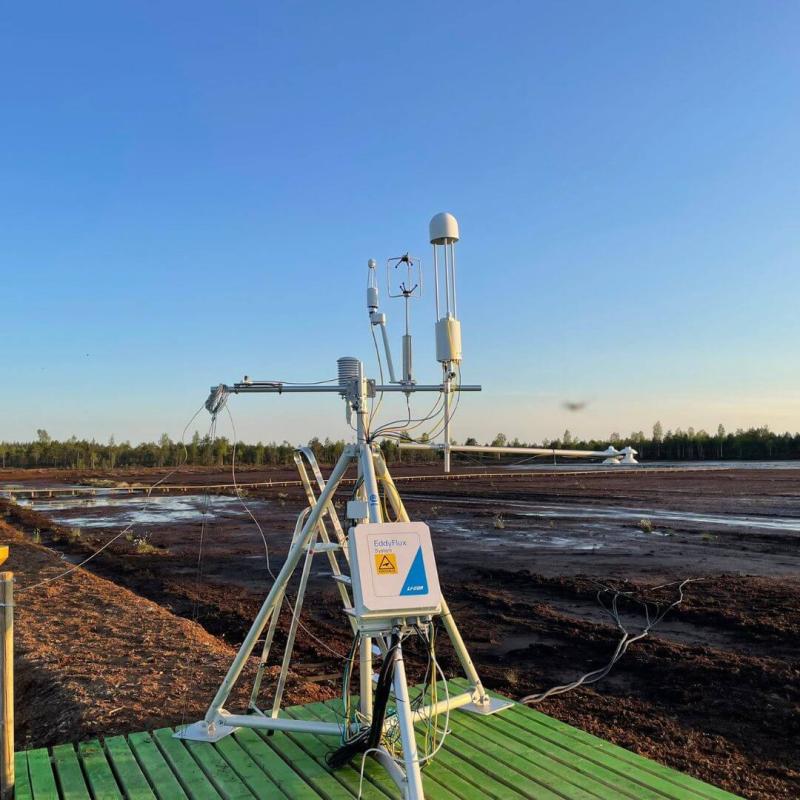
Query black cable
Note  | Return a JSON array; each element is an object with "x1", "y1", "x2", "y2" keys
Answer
[{"x1": 327, "y1": 632, "x2": 400, "y2": 769}]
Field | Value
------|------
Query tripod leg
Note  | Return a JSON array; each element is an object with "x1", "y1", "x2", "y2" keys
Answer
[
  {"x1": 249, "y1": 507, "x2": 311, "y2": 709},
  {"x1": 271, "y1": 537, "x2": 316, "y2": 718},
  {"x1": 359, "y1": 636, "x2": 373, "y2": 722},
  {"x1": 248, "y1": 585, "x2": 285, "y2": 710},
  {"x1": 393, "y1": 641, "x2": 425, "y2": 800},
  {"x1": 438, "y1": 599, "x2": 485, "y2": 700},
  {"x1": 356, "y1": 443, "x2": 385, "y2": 722},
  {"x1": 198, "y1": 446, "x2": 356, "y2": 729},
  {"x1": 376, "y1": 456, "x2": 509, "y2": 713}
]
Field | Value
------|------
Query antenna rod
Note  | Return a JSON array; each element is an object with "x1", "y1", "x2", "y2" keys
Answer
[
  {"x1": 430, "y1": 213, "x2": 463, "y2": 473},
  {"x1": 367, "y1": 259, "x2": 399, "y2": 383}
]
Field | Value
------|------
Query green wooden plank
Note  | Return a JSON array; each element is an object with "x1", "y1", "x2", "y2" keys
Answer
[
  {"x1": 15, "y1": 677, "x2": 744, "y2": 800},
  {"x1": 128, "y1": 732, "x2": 189, "y2": 800},
  {"x1": 255, "y1": 727, "x2": 356, "y2": 800},
  {"x1": 215, "y1": 735, "x2": 289, "y2": 798},
  {"x1": 496, "y1": 689, "x2": 741, "y2": 800},
  {"x1": 456, "y1": 706, "x2": 663, "y2": 800},
  {"x1": 104, "y1": 735, "x2": 157, "y2": 800},
  {"x1": 437, "y1": 714, "x2": 571, "y2": 800},
  {"x1": 26, "y1": 748, "x2": 59, "y2": 800},
  {"x1": 407, "y1": 680, "x2": 569, "y2": 800},
  {"x1": 502, "y1": 706, "x2": 719, "y2": 800},
  {"x1": 52, "y1": 744, "x2": 91, "y2": 800},
  {"x1": 293, "y1": 701, "x2": 405, "y2": 799},
  {"x1": 151, "y1": 728, "x2": 222, "y2": 800},
  {"x1": 320, "y1": 696, "x2": 528, "y2": 800},
  {"x1": 286, "y1": 703, "x2": 395, "y2": 800},
  {"x1": 14, "y1": 751, "x2": 34, "y2": 800},
  {"x1": 232, "y1": 728, "x2": 319, "y2": 799},
  {"x1": 516, "y1": 709, "x2": 742, "y2": 800},
  {"x1": 402, "y1": 686, "x2": 532, "y2": 800},
  {"x1": 183, "y1": 740, "x2": 254, "y2": 800},
  {"x1": 300, "y1": 700, "x2": 464, "y2": 800},
  {"x1": 450, "y1": 679, "x2": 742, "y2": 800},
  {"x1": 77, "y1": 740, "x2": 123, "y2": 800}
]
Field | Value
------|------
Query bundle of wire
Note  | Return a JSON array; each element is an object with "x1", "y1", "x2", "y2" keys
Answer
[
  {"x1": 329, "y1": 623, "x2": 449, "y2": 773},
  {"x1": 366, "y1": 317, "x2": 463, "y2": 446},
  {"x1": 392, "y1": 622, "x2": 449, "y2": 764},
  {"x1": 521, "y1": 577, "x2": 699, "y2": 704},
  {"x1": 328, "y1": 632, "x2": 400, "y2": 768}
]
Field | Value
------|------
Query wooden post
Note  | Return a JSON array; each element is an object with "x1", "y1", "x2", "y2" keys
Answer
[{"x1": 0, "y1": 566, "x2": 13, "y2": 800}]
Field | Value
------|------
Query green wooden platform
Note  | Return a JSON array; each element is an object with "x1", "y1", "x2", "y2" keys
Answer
[{"x1": 15, "y1": 680, "x2": 742, "y2": 799}]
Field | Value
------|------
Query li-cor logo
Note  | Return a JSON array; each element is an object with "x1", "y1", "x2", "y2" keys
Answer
[{"x1": 400, "y1": 547, "x2": 429, "y2": 596}]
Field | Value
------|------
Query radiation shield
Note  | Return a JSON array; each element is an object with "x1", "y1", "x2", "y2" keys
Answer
[{"x1": 348, "y1": 522, "x2": 442, "y2": 619}]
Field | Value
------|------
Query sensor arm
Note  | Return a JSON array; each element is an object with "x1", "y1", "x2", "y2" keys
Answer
[
  {"x1": 367, "y1": 258, "x2": 403, "y2": 385},
  {"x1": 372, "y1": 313, "x2": 399, "y2": 384},
  {"x1": 212, "y1": 382, "x2": 481, "y2": 395}
]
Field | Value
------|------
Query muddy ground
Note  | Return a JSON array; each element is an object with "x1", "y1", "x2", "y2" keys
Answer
[{"x1": 1, "y1": 464, "x2": 799, "y2": 799}]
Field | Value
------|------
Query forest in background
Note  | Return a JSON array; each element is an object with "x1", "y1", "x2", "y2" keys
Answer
[{"x1": 0, "y1": 423, "x2": 798, "y2": 469}]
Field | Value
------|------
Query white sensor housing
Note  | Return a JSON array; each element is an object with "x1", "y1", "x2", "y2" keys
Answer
[
  {"x1": 348, "y1": 522, "x2": 442, "y2": 619},
  {"x1": 429, "y1": 212, "x2": 460, "y2": 244},
  {"x1": 436, "y1": 317, "x2": 462, "y2": 363},
  {"x1": 428, "y1": 211, "x2": 458, "y2": 244}
]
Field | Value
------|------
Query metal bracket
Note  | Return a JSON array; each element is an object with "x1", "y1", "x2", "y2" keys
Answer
[
  {"x1": 460, "y1": 696, "x2": 514, "y2": 716},
  {"x1": 173, "y1": 720, "x2": 239, "y2": 742}
]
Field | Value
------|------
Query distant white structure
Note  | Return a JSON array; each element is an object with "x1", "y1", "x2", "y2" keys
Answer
[{"x1": 400, "y1": 442, "x2": 639, "y2": 465}]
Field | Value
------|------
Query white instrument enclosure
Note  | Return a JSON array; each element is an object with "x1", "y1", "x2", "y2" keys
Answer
[{"x1": 348, "y1": 522, "x2": 442, "y2": 619}]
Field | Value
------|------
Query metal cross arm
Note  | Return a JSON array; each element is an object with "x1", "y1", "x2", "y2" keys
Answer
[{"x1": 211, "y1": 382, "x2": 481, "y2": 394}]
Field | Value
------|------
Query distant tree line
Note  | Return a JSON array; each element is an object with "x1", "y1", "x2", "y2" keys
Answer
[
  {"x1": 478, "y1": 422, "x2": 800, "y2": 462},
  {"x1": 0, "y1": 430, "x2": 355, "y2": 470},
  {"x1": 2, "y1": 422, "x2": 799, "y2": 470}
]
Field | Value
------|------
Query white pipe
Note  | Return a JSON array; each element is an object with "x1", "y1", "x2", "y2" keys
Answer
[
  {"x1": 217, "y1": 713, "x2": 341, "y2": 736},
  {"x1": 438, "y1": 600, "x2": 486, "y2": 699},
  {"x1": 225, "y1": 383, "x2": 481, "y2": 394},
  {"x1": 443, "y1": 244, "x2": 452, "y2": 315},
  {"x1": 378, "y1": 322, "x2": 398, "y2": 383},
  {"x1": 406, "y1": 690, "x2": 473, "y2": 725},
  {"x1": 443, "y1": 371, "x2": 451, "y2": 474},
  {"x1": 450, "y1": 242, "x2": 457, "y2": 318},
  {"x1": 432, "y1": 247, "x2": 440, "y2": 319},
  {"x1": 400, "y1": 443, "x2": 623, "y2": 459},
  {"x1": 392, "y1": 643, "x2": 425, "y2": 800}
]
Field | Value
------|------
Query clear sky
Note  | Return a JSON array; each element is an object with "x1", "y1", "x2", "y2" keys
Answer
[{"x1": 2, "y1": 2, "x2": 799, "y2": 447}]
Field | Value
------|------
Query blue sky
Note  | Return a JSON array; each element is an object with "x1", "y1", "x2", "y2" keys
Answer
[{"x1": 2, "y1": 2, "x2": 799, "y2": 446}]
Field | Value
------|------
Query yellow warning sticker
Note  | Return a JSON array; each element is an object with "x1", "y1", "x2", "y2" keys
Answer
[{"x1": 375, "y1": 553, "x2": 398, "y2": 574}]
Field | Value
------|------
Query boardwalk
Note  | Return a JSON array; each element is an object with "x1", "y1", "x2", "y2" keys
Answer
[{"x1": 16, "y1": 680, "x2": 740, "y2": 800}]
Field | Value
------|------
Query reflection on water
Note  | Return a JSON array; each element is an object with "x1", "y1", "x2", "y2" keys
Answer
[
  {"x1": 12, "y1": 494, "x2": 269, "y2": 528},
  {"x1": 433, "y1": 517, "x2": 609, "y2": 550},
  {"x1": 517, "y1": 503, "x2": 800, "y2": 532},
  {"x1": 412, "y1": 496, "x2": 800, "y2": 533}
]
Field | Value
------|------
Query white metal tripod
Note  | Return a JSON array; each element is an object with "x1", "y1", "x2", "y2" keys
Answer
[{"x1": 177, "y1": 364, "x2": 511, "y2": 800}]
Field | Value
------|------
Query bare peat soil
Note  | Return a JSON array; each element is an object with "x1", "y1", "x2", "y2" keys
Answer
[{"x1": 2, "y1": 466, "x2": 799, "y2": 799}]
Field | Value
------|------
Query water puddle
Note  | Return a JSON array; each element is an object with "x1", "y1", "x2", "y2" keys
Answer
[
  {"x1": 12, "y1": 493, "x2": 269, "y2": 529},
  {"x1": 412, "y1": 496, "x2": 800, "y2": 533},
  {"x1": 432, "y1": 517, "x2": 611, "y2": 550},
  {"x1": 523, "y1": 505, "x2": 800, "y2": 532}
]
